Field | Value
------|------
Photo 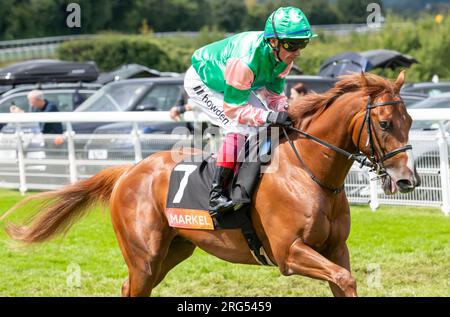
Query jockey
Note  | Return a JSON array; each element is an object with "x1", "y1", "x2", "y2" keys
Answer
[{"x1": 183, "y1": 7, "x2": 317, "y2": 218}]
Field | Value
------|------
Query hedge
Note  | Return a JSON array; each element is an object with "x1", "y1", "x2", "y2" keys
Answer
[{"x1": 57, "y1": 35, "x2": 181, "y2": 72}]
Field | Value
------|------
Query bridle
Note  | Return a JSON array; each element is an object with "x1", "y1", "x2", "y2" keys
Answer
[{"x1": 282, "y1": 96, "x2": 412, "y2": 194}]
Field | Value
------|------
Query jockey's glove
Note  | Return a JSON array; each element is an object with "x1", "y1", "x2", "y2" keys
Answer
[{"x1": 266, "y1": 111, "x2": 292, "y2": 126}]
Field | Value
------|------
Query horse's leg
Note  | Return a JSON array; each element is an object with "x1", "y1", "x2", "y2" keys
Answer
[
  {"x1": 325, "y1": 243, "x2": 356, "y2": 297},
  {"x1": 152, "y1": 237, "x2": 196, "y2": 289},
  {"x1": 111, "y1": 194, "x2": 176, "y2": 297},
  {"x1": 281, "y1": 238, "x2": 357, "y2": 297},
  {"x1": 120, "y1": 226, "x2": 175, "y2": 297},
  {"x1": 119, "y1": 232, "x2": 190, "y2": 297}
]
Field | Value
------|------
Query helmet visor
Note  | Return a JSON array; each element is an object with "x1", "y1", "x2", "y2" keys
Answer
[{"x1": 280, "y1": 39, "x2": 309, "y2": 52}]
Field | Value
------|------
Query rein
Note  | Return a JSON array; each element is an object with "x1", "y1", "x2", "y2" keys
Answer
[{"x1": 283, "y1": 97, "x2": 412, "y2": 194}]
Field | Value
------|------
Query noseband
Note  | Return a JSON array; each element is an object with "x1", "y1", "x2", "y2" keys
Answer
[{"x1": 283, "y1": 96, "x2": 412, "y2": 193}]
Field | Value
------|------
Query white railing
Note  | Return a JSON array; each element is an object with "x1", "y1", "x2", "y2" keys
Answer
[{"x1": 0, "y1": 109, "x2": 448, "y2": 215}]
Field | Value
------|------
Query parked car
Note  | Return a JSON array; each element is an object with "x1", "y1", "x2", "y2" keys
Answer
[
  {"x1": 0, "y1": 59, "x2": 102, "y2": 126},
  {"x1": 72, "y1": 77, "x2": 188, "y2": 132},
  {"x1": 72, "y1": 77, "x2": 194, "y2": 173},
  {"x1": 0, "y1": 82, "x2": 101, "y2": 113},
  {"x1": 0, "y1": 76, "x2": 190, "y2": 164},
  {"x1": 409, "y1": 92, "x2": 450, "y2": 130},
  {"x1": 407, "y1": 93, "x2": 450, "y2": 169},
  {"x1": 400, "y1": 92, "x2": 428, "y2": 108},
  {"x1": 401, "y1": 82, "x2": 450, "y2": 97}
]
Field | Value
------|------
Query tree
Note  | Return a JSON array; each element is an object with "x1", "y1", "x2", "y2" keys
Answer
[
  {"x1": 0, "y1": 0, "x2": 15, "y2": 40},
  {"x1": 213, "y1": 0, "x2": 248, "y2": 32},
  {"x1": 307, "y1": 0, "x2": 339, "y2": 25}
]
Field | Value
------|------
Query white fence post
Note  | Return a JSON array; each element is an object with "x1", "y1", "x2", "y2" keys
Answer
[
  {"x1": 15, "y1": 123, "x2": 27, "y2": 195},
  {"x1": 369, "y1": 171, "x2": 379, "y2": 211},
  {"x1": 65, "y1": 122, "x2": 78, "y2": 183},
  {"x1": 132, "y1": 122, "x2": 142, "y2": 163},
  {"x1": 437, "y1": 123, "x2": 450, "y2": 215}
]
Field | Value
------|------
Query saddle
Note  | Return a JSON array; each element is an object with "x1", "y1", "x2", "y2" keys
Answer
[{"x1": 165, "y1": 129, "x2": 276, "y2": 266}]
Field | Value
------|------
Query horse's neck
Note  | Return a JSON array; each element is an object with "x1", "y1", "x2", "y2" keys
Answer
[{"x1": 288, "y1": 93, "x2": 362, "y2": 189}]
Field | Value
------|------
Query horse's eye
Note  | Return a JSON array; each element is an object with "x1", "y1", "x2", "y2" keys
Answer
[{"x1": 379, "y1": 121, "x2": 391, "y2": 130}]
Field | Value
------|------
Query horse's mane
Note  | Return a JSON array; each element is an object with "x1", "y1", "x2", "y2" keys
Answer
[{"x1": 287, "y1": 72, "x2": 397, "y2": 129}]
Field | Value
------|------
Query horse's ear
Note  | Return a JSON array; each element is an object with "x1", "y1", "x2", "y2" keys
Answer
[{"x1": 394, "y1": 70, "x2": 406, "y2": 94}]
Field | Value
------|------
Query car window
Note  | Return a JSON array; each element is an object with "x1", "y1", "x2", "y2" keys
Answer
[
  {"x1": 41, "y1": 92, "x2": 72, "y2": 112},
  {"x1": 405, "y1": 87, "x2": 425, "y2": 95},
  {"x1": 77, "y1": 93, "x2": 121, "y2": 112},
  {"x1": 76, "y1": 83, "x2": 147, "y2": 112},
  {"x1": 137, "y1": 84, "x2": 182, "y2": 111},
  {"x1": 409, "y1": 98, "x2": 450, "y2": 109},
  {"x1": 404, "y1": 85, "x2": 450, "y2": 96},
  {"x1": 401, "y1": 96, "x2": 424, "y2": 108},
  {"x1": 0, "y1": 94, "x2": 28, "y2": 113}
]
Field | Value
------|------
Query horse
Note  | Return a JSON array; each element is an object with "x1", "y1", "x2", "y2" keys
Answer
[{"x1": 1, "y1": 71, "x2": 420, "y2": 297}]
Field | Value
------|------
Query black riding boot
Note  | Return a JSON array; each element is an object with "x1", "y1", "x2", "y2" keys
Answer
[{"x1": 209, "y1": 166, "x2": 236, "y2": 218}]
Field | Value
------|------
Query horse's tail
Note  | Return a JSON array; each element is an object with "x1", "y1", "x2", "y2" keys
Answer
[{"x1": 1, "y1": 165, "x2": 131, "y2": 244}]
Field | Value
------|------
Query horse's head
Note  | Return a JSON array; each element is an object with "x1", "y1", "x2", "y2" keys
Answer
[{"x1": 352, "y1": 71, "x2": 420, "y2": 194}]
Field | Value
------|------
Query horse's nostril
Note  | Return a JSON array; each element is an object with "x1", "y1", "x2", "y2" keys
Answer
[{"x1": 396, "y1": 179, "x2": 414, "y2": 191}]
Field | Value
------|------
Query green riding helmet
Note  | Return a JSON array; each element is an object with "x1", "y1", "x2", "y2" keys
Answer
[{"x1": 264, "y1": 7, "x2": 318, "y2": 40}]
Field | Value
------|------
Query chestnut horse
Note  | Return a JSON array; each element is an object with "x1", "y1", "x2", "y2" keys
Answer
[{"x1": 2, "y1": 71, "x2": 420, "y2": 297}]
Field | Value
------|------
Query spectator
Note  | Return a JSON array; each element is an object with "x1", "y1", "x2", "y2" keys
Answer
[
  {"x1": 10, "y1": 90, "x2": 63, "y2": 134},
  {"x1": 169, "y1": 101, "x2": 194, "y2": 122},
  {"x1": 289, "y1": 82, "x2": 309, "y2": 101}
]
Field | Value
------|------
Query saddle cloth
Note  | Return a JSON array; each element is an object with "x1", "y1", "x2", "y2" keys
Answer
[
  {"x1": 165, "y1": 154, "x2": 275, "y2": 266},
  {"x1": 165, "y1": 155, "x2": 261, "y2": 230},
  {"x1": 165, "y1": 156, "x2": 216, "y2": 230}
]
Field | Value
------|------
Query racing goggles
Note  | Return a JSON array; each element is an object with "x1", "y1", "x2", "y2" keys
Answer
[{"x1": 280, "y1": 39, "x2": 309, "y2": 52}]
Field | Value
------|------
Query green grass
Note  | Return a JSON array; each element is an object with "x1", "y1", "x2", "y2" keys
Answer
[{"x1": 0, "y1": 188, "x2": 449, "y2": 297}]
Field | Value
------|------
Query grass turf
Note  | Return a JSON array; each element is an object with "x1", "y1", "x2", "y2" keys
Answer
[{"x1": 0, "y1": 188, "x2": 448, "y2": 297}]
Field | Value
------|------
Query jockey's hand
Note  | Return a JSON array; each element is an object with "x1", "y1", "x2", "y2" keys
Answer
[
  {"x1": 266, "y1": 111, "x2": 292, "y2": 126},
  {"x1": 169, "y1": 106, "x2": 181, "y2": 121}
]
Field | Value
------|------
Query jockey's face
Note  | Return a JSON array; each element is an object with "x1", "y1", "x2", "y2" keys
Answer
[{"x1": 269, "y1": 39, "x2": 302, "y2": 64}]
